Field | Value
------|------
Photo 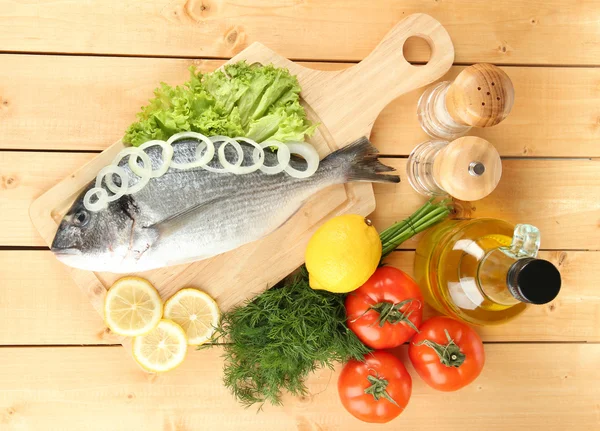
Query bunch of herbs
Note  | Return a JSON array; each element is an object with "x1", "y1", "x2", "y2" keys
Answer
[
  {"x1": 208, "y1": 266, "x2": 369, "y2": 408},
  {"x1": 207, "y1": 199, "x2": 452, "y2": 408}
]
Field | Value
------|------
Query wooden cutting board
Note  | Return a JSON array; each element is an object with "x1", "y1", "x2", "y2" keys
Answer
[{"x1": 29, "y1": 13, "x2": 453, "y2": 345}]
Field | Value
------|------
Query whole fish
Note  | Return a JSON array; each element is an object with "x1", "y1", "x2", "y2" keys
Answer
[{"x1": 51, "y1": 137, "x2": 399, "y2": 273}]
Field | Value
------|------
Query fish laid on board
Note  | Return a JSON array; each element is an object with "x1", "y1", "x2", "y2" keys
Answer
[{"x1": 51, "y1": 137, "x2": 399, "y2": 273}]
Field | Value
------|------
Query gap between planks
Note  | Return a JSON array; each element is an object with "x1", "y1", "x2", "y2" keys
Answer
[
  {"x1": 0, "y1": 341, "x2": 596, "y2": 349},
  {"x1": 2, "y1": 51, "x2": 600, "y2": 70}
]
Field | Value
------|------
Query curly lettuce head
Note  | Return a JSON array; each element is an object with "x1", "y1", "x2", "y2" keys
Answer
[{"x1": 124, "y1": 61, "x2": 315, "y2": 147}]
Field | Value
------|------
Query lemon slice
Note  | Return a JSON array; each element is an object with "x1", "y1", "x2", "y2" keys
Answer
[
  {"x1": 132, "y1": 319, "x2": 188, "y2": 373},
  {"x1": 104, "y1": 276, "x2": 163, "y2": 337},
  {"x1": 163, "y1": 288, "x2": 220, "y2": 345},
  {"x1": 481, "y1": 234, "x2": 513, "y2": 247}
]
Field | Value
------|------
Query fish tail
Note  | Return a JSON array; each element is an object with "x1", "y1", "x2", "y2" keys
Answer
[{"x1": 326, "y1": 136, "x2": 400, "y2": 184}]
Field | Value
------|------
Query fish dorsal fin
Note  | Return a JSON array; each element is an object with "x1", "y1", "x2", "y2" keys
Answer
[{"x1": 144, "y1": 196, "x2": 225, "y2": 237}]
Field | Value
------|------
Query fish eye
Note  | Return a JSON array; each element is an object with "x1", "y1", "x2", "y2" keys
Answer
[{"x1": 73, "y1": 210, "x2": 90, "y2": 227}]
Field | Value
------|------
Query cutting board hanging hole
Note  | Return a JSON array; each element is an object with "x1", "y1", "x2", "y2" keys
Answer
[{"x1": 403, "y1": 36, "x2": 432, "y2": 66}]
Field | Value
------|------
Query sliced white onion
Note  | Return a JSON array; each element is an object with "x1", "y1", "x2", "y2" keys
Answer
[
  {"x1": 95, "y1": 165, "x2": 129, "y2": 202},
  {"x1": 201, "y1": 136, "x2": 242, "y2": 173},
  {"x1": 253, "y1": 140, "x2": 291, "y2": 175},
  {"x1": 83, "y1": 132, "x2": 320, "y2": 212},
  {"x1": 131, "y1": 140, "x2": 174, "y2": 178},
  {"x1": 166, "y1": 131, "x2": 199, "y2": 146},
  {"x1": 111, "y1": 147, "x2": 153, "y2": 194},
  {"x1": 284, "y1": 142, "x2": 320, "y2": 179},
  {"x1": 168, "y1": 132, "x2": 215, "y2": 170},
  {"x1": 83, "y1": 187, "x2": 109, "y2": 212},
  {"x1": 219, "y1": 137, "x2": 264, "y2": 175}
]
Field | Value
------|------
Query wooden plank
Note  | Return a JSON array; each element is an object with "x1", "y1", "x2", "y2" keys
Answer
[
  {"x1": 373, "y1": 66, "x2": 600, "y2": 157},
  {"x1": 1, "y1": 250, "x2": 597, "y2": 345},
  {"x1": 371, "y1": 159, "x2": 600, "y2": 250},
  {"x1": 2, "y1": 55, "x2": 600, "y2": 157},
  {"x1": 384, "y1": 251, "x2": 600, "y2": 342},
  {"x1": 0, "y1": 0, "x2": 599, "y2": 65},
  {"x1": 0, "y1": 151, "x2": 95, "y2": 247},
  {"x1": 1, "y1": 152, "x2": 598, "y2": 248},
  {"x1": 28, "y1": 16, "x2": 454, "y2": 340},
  {"x1": 0, "y1": 251, "x2": 109, "y2": 345},
  {"x1": 0, "y1": 344, "x2": 597, "y2": 430}
]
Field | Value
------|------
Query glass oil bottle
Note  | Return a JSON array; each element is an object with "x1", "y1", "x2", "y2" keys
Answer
[{"x1": 414, "y1": 219, "x2": 561, "y2": 325}]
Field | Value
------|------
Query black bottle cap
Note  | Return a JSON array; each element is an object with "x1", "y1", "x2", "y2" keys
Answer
[{"x1": 507, "y1": 258, "x2": 561, "y2": 305}]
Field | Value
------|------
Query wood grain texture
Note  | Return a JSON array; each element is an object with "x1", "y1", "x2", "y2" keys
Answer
[
  {"x1": 27, "y1": 16, "x2": 453, "y2": 348},
  {"x1": 0, "y1": 0, "x2": 599, "y2": 65},
  {"x1": 0, "y1": 251, "x2": 110, "y2": 345},
  {"x1": 0, "y1": 151, "x2": 95, "y2": 247},
  {"x1": 433, "y1": 137, "x2": 502, "y2": 201},
  {"x1": 372, "y1": 66, "x2": 600, "y2": 157},
  {"x1": 371, "y1": 159, "x2": 600, "y2": 250},
  {"x1": 0, "y1": 344, "x2": 597, "y2": 430},
  {"x1": 3, "y1": 152, "x2": 598, "y2": 249},
  {"x1": 0, "y1": 250, "x2": 596, "y2": 345},
  {"x1": 446, "y1": 64, "x2": 515, "y2": 127},
  {"x1": 2, "y1": 56, "x2": 599, "y2": 157},
  {"x1": 0, "y1": 2, "x2": 598, "y2": 428}
]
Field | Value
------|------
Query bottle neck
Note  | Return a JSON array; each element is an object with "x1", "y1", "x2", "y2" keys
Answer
[
  {"x1": 506, "y1": 258, "x2": 536, "y2": 303},
  {"x1": 477, "y1": 248, "x2": 523, "y2": 306},
  {"x1": 477, "y1": 224, "x2": 548, "y2": 306}
]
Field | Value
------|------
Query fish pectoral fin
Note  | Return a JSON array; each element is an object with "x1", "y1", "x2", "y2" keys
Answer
[{"x1": 143, "y1": 196, "x2": 225, "y2": 238}]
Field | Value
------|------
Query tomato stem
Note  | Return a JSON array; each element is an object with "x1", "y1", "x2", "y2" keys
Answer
[
  {"x1": 415, "y1": 329, "x2": 466, "y2": 368},
  {"x1": 369, "y1": 299, "x2": 420, "y2": 332},
  {"x1": 364, "y1": 373, "x2": 400, "y2": 407}
]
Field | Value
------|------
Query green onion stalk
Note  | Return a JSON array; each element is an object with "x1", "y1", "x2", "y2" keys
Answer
[{"x1": 379, "y1": 199, "x2": 452, "y2": 259}]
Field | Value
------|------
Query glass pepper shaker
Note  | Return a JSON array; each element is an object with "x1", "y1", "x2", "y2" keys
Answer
[
  {"x1": 407, "y1": 136, "x2": 502, "y2": 201},
  {"x1": 417, "y1": 64, "x2": 515, "y2": 140}
]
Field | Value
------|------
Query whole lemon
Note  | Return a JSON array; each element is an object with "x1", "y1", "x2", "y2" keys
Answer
[{"x1": 305, "y1": 214, "x2": 382, "y2": 293}]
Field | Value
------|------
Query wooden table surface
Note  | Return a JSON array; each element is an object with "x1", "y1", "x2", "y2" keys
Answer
[{"x1": 1, "y1": 1, "x2": 599, "y2": 430}]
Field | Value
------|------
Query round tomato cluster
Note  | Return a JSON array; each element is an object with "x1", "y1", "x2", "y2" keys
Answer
[{"x1": 338, "y1": 266, "x2": 485, "y2": 424}]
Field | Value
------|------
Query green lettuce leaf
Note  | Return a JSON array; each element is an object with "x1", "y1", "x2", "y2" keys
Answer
[{"x1": 124, "y1": 61, "x2": 315, "y2": 147}]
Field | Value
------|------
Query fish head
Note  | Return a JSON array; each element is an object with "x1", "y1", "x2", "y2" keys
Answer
[{"x1": 51, "y1": 188, "x2": 136, "y2": 272}]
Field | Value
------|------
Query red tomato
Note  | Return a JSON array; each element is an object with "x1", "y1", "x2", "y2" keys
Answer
[
  {"x1": 338, "y1": 351, "x2": 412, "y2": 423},
  {"x1": 345, "y1": 266, "x2": 423, "y2": 349},
  {"x1": 409, "y1": 316, "x2": 485, "y2": 391}
]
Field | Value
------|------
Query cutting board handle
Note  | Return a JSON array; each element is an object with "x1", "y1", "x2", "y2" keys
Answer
[{"x1": 301, "y1": 13, "x2": 455, "y2": 145}]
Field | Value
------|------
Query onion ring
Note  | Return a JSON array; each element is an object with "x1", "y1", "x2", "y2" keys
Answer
[
  {"x1": 168, "y1": 132, "x2": 215, "y2": 170},
  {"x1": 284, "y1": 142, "x2": 320, "y2": 179},
  {"x1": 111, "y1": 147, "x2": 153, "y2": 194},
  {"x1": 201, "y1": 136, "x2": 243, "y2": 173},
  {"x1": 220, "y1": 137, "x2": 264, "y2": 175},
  {"x1": 130, "y1": 140, "x2": 174, "y2": 178},
  {"x1": 95, "y1": 165, "x2": 129, "y2": 202},
  {"x1": 83, "y1": 187, "x2": 109, "y2": 212},
  {"x1": 83, "y1": 132, "x2": 319, "y2": 212},
  {"x1": 253, "y1": 140, "x2": 291, "y2": 175}
]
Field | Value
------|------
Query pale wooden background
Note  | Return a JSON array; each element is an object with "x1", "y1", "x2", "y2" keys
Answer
[{"x1": 0, "y1": 1, "x2": 599, "y2": 430}]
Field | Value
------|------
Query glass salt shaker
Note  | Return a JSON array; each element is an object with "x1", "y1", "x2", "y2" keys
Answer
[
  {"x1": 417, "y1": 64, "x2": 515, "y2": 140},
  {"x1": 407, "y1": 136, "x2": 502, "y2": 202}
]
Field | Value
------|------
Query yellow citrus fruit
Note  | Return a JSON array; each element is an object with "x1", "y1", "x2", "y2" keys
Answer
[
  {"x1": 132, "y1": 319, "x2": 188, "y2": 373},
  {"x1": 163, "y1": 288, "x2": 220, "y2": 346},
  {"x1": 305, "y1": 214, "x2": 381, "y2": 293},
  {"x1": 104, "y1": 276, "x2": 163, "y2": 337}
]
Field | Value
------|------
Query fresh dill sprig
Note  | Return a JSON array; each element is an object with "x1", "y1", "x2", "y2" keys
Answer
[
  {"x1": 208, "y1": 267, "x2": 370, "y2": 408},
  {"x1": 206, "y1": 199, "x2": 451, "y2": 408}
]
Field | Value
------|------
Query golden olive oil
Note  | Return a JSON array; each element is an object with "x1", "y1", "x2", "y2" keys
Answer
[{"x1": 414, "y1": 219, "x2": 529, "y2": 325}]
